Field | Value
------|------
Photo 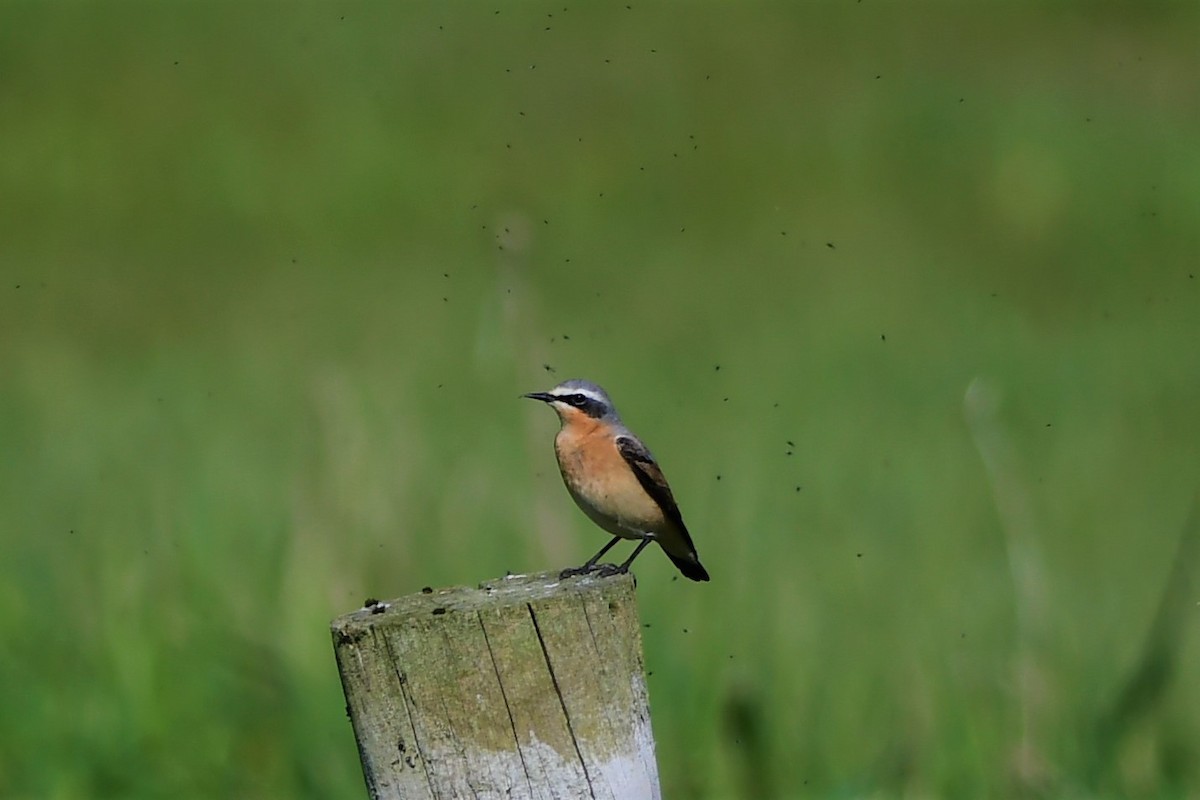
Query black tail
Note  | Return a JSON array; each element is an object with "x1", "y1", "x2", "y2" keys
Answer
[{"x1": 667, "y1": 551, "x2": 710, "y2": 582}]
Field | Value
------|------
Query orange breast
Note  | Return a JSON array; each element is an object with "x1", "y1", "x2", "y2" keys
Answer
[{"x1": 554, "y1": 424, "x2": 667, "y2": 535}]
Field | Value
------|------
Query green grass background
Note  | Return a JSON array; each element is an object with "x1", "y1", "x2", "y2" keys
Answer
[{"x1": 2, "y1": 2, "x2": 1199, "y2": 797}]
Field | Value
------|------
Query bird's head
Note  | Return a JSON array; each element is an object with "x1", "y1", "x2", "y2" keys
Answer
[{"x1": 523, "y1": 378, "x2": 620, "y2": 425}]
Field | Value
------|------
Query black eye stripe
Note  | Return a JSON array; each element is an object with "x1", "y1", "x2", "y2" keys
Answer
[
  {"x1": 555, "y1": 393, "x2": 586, "y2": 407},
  {"x1": 555, "y1": 393, "x2": 605, "y2": 416}
]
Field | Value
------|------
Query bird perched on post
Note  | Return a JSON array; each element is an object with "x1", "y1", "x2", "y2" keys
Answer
[{"x1": 524, "y1": 379, "x2": 709, "y2": 582}]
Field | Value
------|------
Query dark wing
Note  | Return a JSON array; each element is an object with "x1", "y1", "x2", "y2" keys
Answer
[
  {"x1": 619, "y1": 438, "x2": 710, "y2": 582},
  {"x1": 616, "y1": 435, "x2": 710, "y2": 582},
  {"x1": 616, "y1": 436, "x2": 691, "y2": 543}
]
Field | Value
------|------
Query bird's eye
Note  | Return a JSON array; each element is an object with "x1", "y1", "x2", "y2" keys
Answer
[{"x1": 567, "y1": 394, "x2": 586, "y2": 407}]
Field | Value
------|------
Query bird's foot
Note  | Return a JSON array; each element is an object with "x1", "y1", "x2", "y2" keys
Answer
[
  {"x1": 559, "y1": 562, "x2": 626, "y2": 580},
  {"x1": 594, "y1": 562, "x2": 626, "y2": 578}
]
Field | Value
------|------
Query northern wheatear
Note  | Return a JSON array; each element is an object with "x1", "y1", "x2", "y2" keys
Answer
[{"x1": 524, "y1": 379, "x2": 710, "y2": 582}]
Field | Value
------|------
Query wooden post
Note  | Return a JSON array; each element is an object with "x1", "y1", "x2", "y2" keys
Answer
[{"x1": 331, "y1": 570, "x2": 661, "y2": 800}]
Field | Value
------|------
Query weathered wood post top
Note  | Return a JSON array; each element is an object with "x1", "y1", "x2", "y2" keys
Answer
[{"x1": 331, "y1": 570, "x2": 660, "y2": 800}]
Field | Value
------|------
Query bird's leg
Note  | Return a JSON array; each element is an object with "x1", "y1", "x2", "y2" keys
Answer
[
  {"x1": 597, "y1": 538, "x2": 652, "y2": 577},
  {"x1": 583, "y1": 535, "x2": 623, "y2": 569},
  {"x1": 560, "y1": 535, "x2": 622, "y2": 579}
]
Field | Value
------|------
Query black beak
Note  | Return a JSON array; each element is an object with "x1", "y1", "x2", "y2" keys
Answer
[{"x1": 523, "y1": 391, "x2": 555, "y2": 403}]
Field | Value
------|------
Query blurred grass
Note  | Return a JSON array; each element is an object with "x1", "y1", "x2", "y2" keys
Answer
[{"x1": 2, "y1": 1, "x2": 1199, "y2": 797}]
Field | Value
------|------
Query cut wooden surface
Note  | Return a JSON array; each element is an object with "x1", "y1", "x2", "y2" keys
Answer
[{"x1": 331, "y1": 570, "x2": 660, "y2": 800}]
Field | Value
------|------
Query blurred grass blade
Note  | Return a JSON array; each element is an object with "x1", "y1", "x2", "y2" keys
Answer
[
  {"x1": 1088, "y1": 489, "x2": 1200, "y2": 786},
  {"x1": 964, "y1": 376, "x2": 1052, "y2": 791}
]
